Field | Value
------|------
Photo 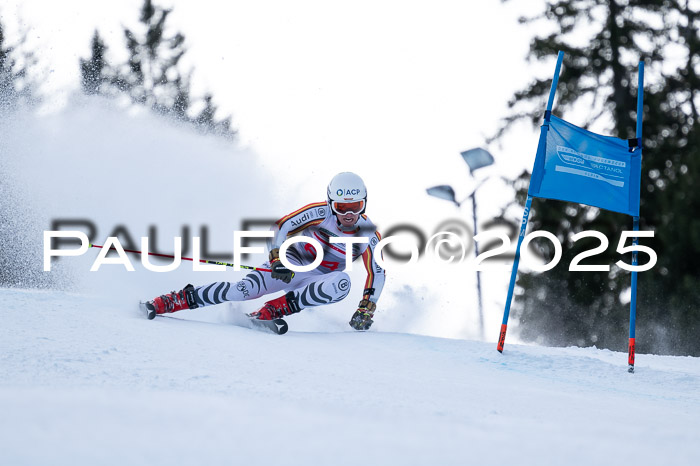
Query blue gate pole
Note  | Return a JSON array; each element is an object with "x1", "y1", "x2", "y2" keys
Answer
[
  {"x1": 628, "y1": 217, "x2": 639, "y2": 372},
  {"x1": 498, "y1": 195, "x2": 532, "y2": 352},
  {"x1": 546, "y1": 51, "x2": 565, "y2": 112},
  {"x1": 628, "y1": 61, "x2": 644, "y2": 373},
  {"x1": 497, "y1": 51, "x2": 565, "y2": 352}
]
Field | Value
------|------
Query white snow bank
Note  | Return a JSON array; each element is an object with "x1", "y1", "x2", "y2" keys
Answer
[
  {"x1": 2, "y1": 97, "x2": 510, "y2": 342},
  {"x1": 2, "y1": 288, "x2": 699, "y2": 466}
]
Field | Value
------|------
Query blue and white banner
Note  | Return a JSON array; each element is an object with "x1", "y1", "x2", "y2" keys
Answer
[{"x1": 528, "y1": 115, "x2": 642, "y2": 217}]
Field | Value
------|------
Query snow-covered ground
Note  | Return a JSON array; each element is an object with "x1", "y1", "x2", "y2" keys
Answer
[
  {"x1": 2, "y1": 100, "x2": 699, "y2": 465},
  {"x1": 2, "y1": 287, "x2": 699, "y2": 466}
]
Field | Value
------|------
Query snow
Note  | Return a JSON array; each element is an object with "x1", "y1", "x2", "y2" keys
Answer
[
  {"x1": 2, "y1": 287, "x2": 700, "y2": 465},
  {"x1": 2, "y1": 100, "x2": 699, "y2": 465},
  {"x1": 2, "y1": 97, "x2": 516, "y2": 344}
]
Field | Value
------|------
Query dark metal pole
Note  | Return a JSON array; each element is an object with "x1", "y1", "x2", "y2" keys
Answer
[{"x1": 472, "y1": 193, "x2": 485, "y2": 339}]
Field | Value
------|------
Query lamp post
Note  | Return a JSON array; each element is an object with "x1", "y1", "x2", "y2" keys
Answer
[{"x1": 427, "y1": 147, "x2": 494, "y2": 339}]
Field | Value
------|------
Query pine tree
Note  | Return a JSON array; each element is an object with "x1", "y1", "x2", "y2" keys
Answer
[
  {"x1": 633, "y1": 0, "x2": 700, "y2": 353},
  {"x1": 115, "y1": 0, "x2": 189, "y2": 115},
  {"x1": 80, "y1": 31, "x2": 108, "y2": 95},
  {"x1": 194, "y1": 94, "x2": 233, "y2": 136},
  {"x1": 0, "y1": 18, "x2": 35, "y2": 112},
  {"x1": 0, "y1": 21, "x2": 15, "y2": 110},
  {"x1": 0, "y1": 15, "x2": 55, "y2": 289},
  {"x1": 79, "y1": 0, "x2": 235, "y2": 138},
  {"x1": 496, "y1": 0, "x2": 670, "y2": 136},
  {"x1": 497, "y1": 0, "x2": 700, "y2": 355}
]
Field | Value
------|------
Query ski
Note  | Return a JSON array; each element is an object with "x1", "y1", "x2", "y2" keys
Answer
[
  {"x1": 140, "y1": 301, "x2": 288, "y2": 334},
  {"x1": 139, "y1": 301, "x2": 156, "y2": 320},
  {"x1": 246, "y1": 315, "x2": 289, "y2": 335}
]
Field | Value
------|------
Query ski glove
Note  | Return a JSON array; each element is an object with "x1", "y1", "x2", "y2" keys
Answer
[
  {"x1": 269, "y1": 248, "x2": 294, "y2": 284},
  {"x1": 349, "y1": 299, "x2": 376, "y2": 331}
]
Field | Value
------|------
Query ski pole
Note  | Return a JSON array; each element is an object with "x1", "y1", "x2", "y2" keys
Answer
[{"x1": 88, "y1": 243, "x2": 272, "y2": 272}]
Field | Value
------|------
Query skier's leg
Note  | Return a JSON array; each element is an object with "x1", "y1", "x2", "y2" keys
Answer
[
  {"x1": 143, "y1": 284, "x2": 199, "y2": 319},
  {"x1": 293, "y1": 271, "x2": 352, "y2": 308},
  {"x1": 144, "y1": 265, "x2": 285, "y2": 318},
  {"x1": 250, "y1": 271, "x2": 352, "y2": 320},
  {"x1": 145, "y1": 260, "x2": 344, "y2": 319},
  {"x1": 146, "y1": 260, "x2": 319, "y2": 317},
  {"x1": 192, "y1": 267, "x2": 286, "y2": 307}
]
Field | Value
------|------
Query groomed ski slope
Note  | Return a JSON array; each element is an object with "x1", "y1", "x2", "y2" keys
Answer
[{"x1": 2, "y1": 287, "x2": 699, "y2": 466}]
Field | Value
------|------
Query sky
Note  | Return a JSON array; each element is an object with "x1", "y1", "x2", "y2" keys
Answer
[
  {"x1": 3, "y1": 0, "x2": 544, "y2": 178},
  {"x1": 2, "y1": 0, "x2": 554, "y2": 253},
  {"x1": 1, "y1": 0, "x2": 574, "y2": 340}
]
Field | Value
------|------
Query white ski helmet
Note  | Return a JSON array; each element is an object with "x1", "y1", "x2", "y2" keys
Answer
[{"x1": 327, "y1": 172, "x2": 367, "y2": 215}]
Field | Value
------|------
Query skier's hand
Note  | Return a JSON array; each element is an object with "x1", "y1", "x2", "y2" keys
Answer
[
  {"x1": 349, "y1": 299, "x2": 376, "y2": 331},
  {"x1": 269, "y1": 248, "x2": 294, "y2": 284}
]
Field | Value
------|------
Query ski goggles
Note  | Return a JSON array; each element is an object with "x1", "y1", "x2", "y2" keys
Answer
[{"x1": 331, "y1": 199, "x2": 365, "y2": 215}]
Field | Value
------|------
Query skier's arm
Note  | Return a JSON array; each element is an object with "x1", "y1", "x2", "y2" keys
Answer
[
  {"x1": 267, "y1": 202, "x2": 326, "y2": 282},
  {"x1": 349, "y1": 231, "x2": 385, "y2": 331},
  {"x1": 360, "y1": 231, "x2": 385, "y2": 305},
  {"x1": 268, "y1": 202, "x2": 327, "y2": 250}
]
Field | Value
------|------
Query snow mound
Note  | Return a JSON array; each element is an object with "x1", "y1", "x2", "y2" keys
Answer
[{"x1": 2, "y1": 288, "x2": 699, "y2": 465}]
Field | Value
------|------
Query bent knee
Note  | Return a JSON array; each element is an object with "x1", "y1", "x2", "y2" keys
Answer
[
  {"x1": 330, "y1": 272, "x2": 351, "y2": 300},
  {"x1": 232, "y1": 279, "x2": 266, "y2": 301}
]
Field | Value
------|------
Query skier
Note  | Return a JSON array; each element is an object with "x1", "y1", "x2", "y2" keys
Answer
[{"x1": 143, "y1": 172, "x2": 385, "y2": 331}]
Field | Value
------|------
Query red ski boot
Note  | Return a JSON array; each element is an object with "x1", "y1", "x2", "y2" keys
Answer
[
  {"x1": 143, "y1": 284, "x2": 198, "y2": 320},
  {"x1": 249, "y1": 291, "x2": 301, "y2": 321}
]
